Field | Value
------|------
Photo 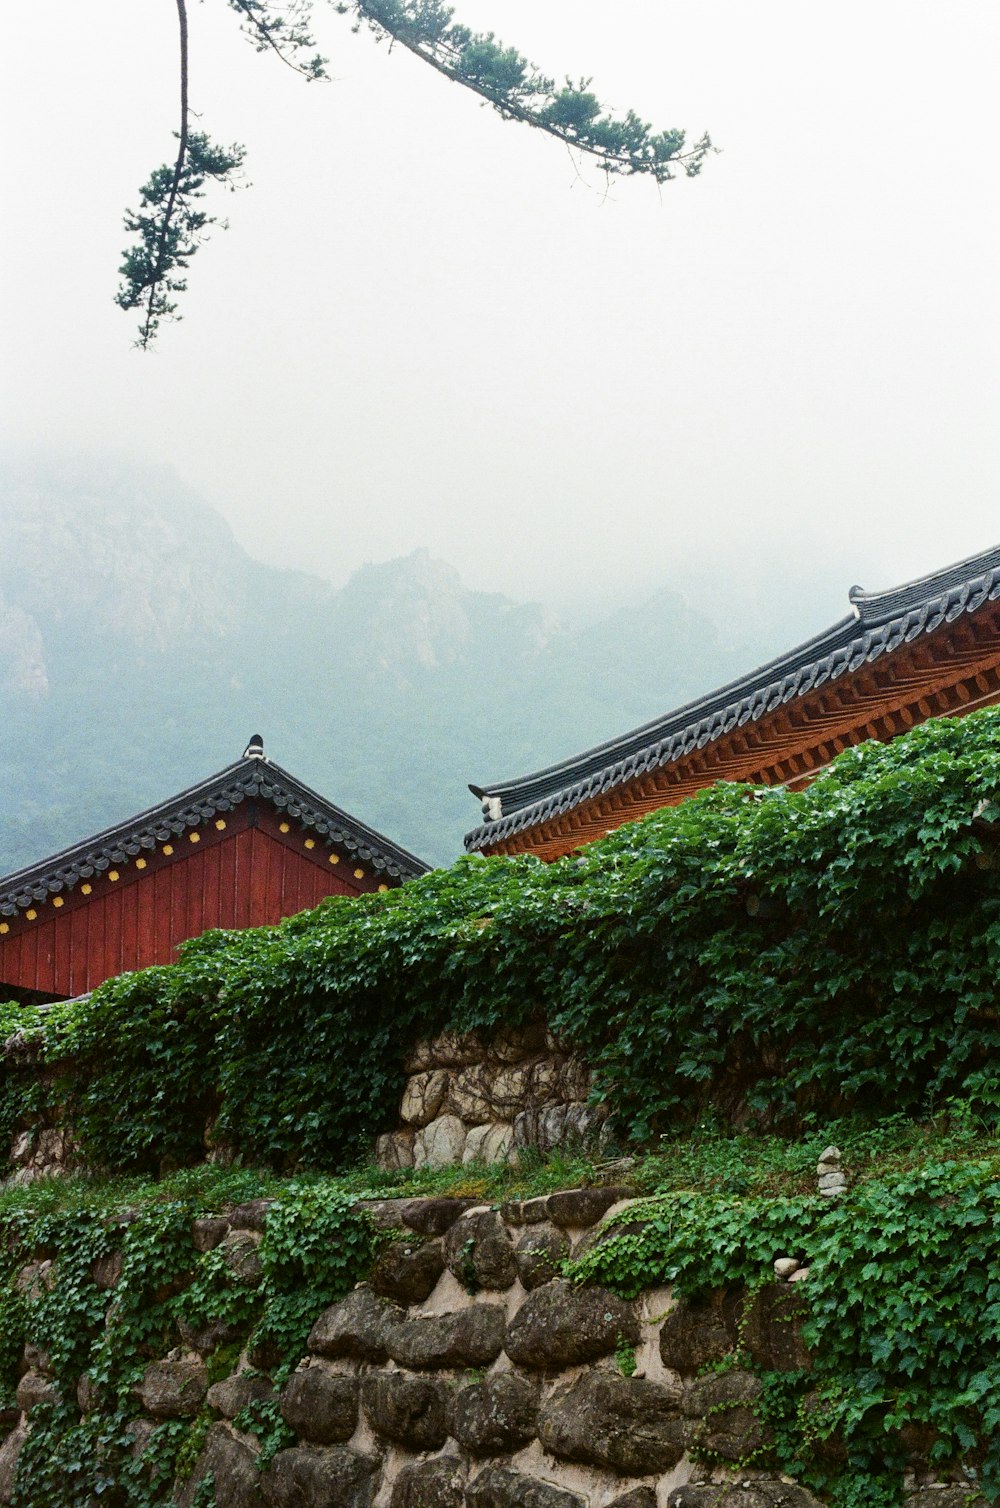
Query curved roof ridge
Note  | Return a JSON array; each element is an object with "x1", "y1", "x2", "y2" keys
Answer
[
  {"x1": 475, "y1": 613, "x2": 858, "y2": 811},
  {"x1": 465, "y1": 540, "x2": 1000, "y2": 850},
  {"x1": 1, "y1": 755, "x2": 428, "y2": 912},
  {"x1": 849, "y1": 540, "x2": 1000, "y2": 625}
]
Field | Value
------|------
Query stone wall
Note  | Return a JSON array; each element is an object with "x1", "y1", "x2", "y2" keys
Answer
[
  {"x1": 375, "y1": 1024, "x2": 607, "y2": 1172},
  {"x1": 0, "y1": 1192, "x2": 986, "y2": 1507}
]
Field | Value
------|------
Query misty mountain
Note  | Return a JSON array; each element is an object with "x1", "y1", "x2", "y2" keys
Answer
[{"x1": 0, "y1": 456, "x2": 744, "y2": 869}]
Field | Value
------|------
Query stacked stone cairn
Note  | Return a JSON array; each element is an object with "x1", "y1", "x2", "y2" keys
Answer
[
  {"x1": 815, "y1": 1147, "x2": 847, "y2": 1200},
  {"x1": 0, "y1": 1193, "x2": 986, "y2": 1507},
  {"x1": 376, "y1": 1026, "x2": 607, "y2": 1172}
]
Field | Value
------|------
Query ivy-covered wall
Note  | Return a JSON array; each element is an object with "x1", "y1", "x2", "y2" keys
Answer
[
  {"x1": 4, "y1": 708, "x2": 1000, "y2": 1175},
  {"x1": 0, "y1": 1158, "x2": 994, "y2": 1507}
]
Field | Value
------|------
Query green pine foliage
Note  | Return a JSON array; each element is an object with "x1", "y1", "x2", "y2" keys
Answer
[{"x1": 5, "y1": 707, "x2": 1000, "y2": 1174}]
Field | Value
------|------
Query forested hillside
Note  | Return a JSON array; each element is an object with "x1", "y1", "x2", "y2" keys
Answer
[{"x1": 0, "y1": 455, "x2": 741, "y2": 869}]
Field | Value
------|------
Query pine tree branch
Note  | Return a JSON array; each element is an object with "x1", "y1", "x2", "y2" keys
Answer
[{"x1": 135, "y1": 0, "x2": 192, "y2": 350}]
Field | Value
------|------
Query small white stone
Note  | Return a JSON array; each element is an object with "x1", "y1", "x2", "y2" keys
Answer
[{"x1": 789, "y1": 1267, "x2": 810, "y2": 1282}]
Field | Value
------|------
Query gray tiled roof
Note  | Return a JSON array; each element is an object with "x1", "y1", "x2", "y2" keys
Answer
[
  {"x1": 0, "y1": 754, "x2": 428, "y2": 917},
  {"x1": 465, "y1": 542, "x2": 1000, "y2": 851}
]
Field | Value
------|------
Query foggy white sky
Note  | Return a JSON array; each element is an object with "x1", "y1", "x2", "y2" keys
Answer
[{"x1": 2, "y1": 1, "x2": 998, "y2": 622}]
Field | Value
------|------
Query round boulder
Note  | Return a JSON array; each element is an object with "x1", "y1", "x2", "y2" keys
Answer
[
  {"x1": 450, "y1": 1371, "x2": 539, "y2": 1457},
  {"x1": 443, "y1": 1208, "x2": 517, "y2": 1291},
  {"x1": 504, "y1": 1280, "x2": 638, "y2": 1369}
]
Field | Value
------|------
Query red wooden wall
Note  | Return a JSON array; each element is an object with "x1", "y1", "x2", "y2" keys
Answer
[{"x1": 0, "y1": 808, "x2": 386, "y2": 999}]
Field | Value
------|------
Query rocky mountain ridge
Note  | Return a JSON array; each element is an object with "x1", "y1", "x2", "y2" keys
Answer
[{"x1": 0, "y1": 456, "x2": 739, "y2": 869}]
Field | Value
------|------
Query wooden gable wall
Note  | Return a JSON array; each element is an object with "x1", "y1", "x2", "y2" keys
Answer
[{"x1": 0, "y1": 802, "x2": 389, "y2": 999}]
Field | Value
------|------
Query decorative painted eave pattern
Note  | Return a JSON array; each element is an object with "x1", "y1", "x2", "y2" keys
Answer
[
  {"x1": 0, "y1": 757, "x2": 429, "y2": 918},
  {"x1": 466, "y1": 542, "x2": 1000, "y2": 852}
]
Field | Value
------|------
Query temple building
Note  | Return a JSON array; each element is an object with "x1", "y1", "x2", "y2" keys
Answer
[
  {"x1": 466, "y1": 543, "x2": 1000, "y2": 861},
  {"x1": 0, "y1": 739, "x2": 427, "y2": 1001}
]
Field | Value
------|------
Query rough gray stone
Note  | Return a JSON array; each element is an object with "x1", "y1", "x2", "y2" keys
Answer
[
  {"x1": 445, "y1": 1066, "x2": 494, "y2": 1125},
  {"x1": 400, "y1": 1069, "x2": 450, "y2": 1128},
  {"x1": 260, "y1": 1446, "x2": 378, "y2": 1508},
  {"x1": 358, "y1": 1198, "x2": 416, "y2": 1231},
  {"x1": 192, "y1": 1217, "x2": 231, "y2": 1252},
  {"x1": 176, "y1": 1422, "x2": 263, "y2": 1508},
  {"x1": 539, "y1": 1371, "x2": 686, "y2": 1475},
  {"x1": 659, "y1": 1290, "x2": 741, "y2": 1372},
  {"x1": 389, "y1": 1456, "x2": 466, "y2": 1508},
  {"x1": 465, "y1": 1465, "x2": 584, "y2": 1508},
  {"x1": 450, "y1": 1371, "x2": 539, "y2": 1456},
  {"x1": 15, "y1": 1369, "x2": 56, "y2": 1414},
  {"x1": 220, "y1": 1230, "x2": 264, "y2": 1285},
  {"x1": 126, "y1": 1417, "x2": 157, "y2": 1460},
  {"x1": 607, "y1": 1491, "x2": 657, "y2": 1508},
  {"x1": 361, "y1": 1373, "x2": 448, "y2": 1452},
  {"x1": 684, "y1": 1370, "x2": 771, "y2": 1461},
  {"x1": 413, "y1": 1114, "x2": 467, "y2": 1169},
  {"x1": 558, "y1": 1058, "x2": 593, "y2": 1103},
  {"x1": 481, "y1": 1062, "x2": 538, "y2": 1120},
  {"x1": 505, "y1": 1279, "x2": 639, "y2": 1369},
  {"x1": 375, "y1": 1130, "x2": 416, "y2": 1171},
  {"x1": 228, "y1": 1200, "x2": 276, "y2": 1233},
  {"x1": 207, "y1": 1372, "x2": 276, "y2": 1422},
  {"x1": 513, "y1": 1103, "x2": 608, "y2": 1156},
  {"x1": 385, "y1": 1305, "x2": 506, "y2": 1369},
  {"x1": 444, "y1": 1209, "x2": 518, "y2": 1290},
  {"x1": 279, "y1": 1366, "x2": 358, "y2": 1445},
  {"x1": 490, "y1": 1021, "x2": 548, "y2": 1063},
  {"x1": 92, "y1": 1249, "x2": 123, "y2": 1289},
  {"x1": 669, "y1": 1486, "x2": 825, "y2": 1508},
  {"x1": 399, "y1": 1198, "x2": 477, "y2": 1237},
  {"x1": 178, "y1": 1311, "x2": 248, "y2": 1355},
  {"x1": 528, "y1": 1057, "x2": 564, "y2": 1107},
  {"x1": 404, "y1": 1030, "x2": 485, "y2": 1072},
  {"x1": 369, "y1": 1237, "x2": 444, "y2": 1306},
  {"x1": 546, "y1": 1188, "x2": 630, "y2": 1229},
  {"x1": 307, "y1": 1286, "x2": 403, "y2": 1363},
  {"x1": 741, "y1": 1284, "x2": 812, "y2": 1372},
  {"x1": 14, "y1": 1261, "x2": 55, "y2": 1300},
  {"x1": 0, "y1": 1424, "x2": 27, "y2": 1505},
  {"x1": 21, "y1": 1343, "x2": 50, "y2": 1375},
  {"x1": 501, "y1": 1195, "x2": 550, "y2": 1226},
  {"x1": 514, "y1": 1226, "x2": 569, "y2": 1290},
  {"x1": 135, "y1": 1351, "x2": 208, "y2": 1419},
  {"x1": 463, "y1": 1123, "x2": 515, "y2": 1166},
  {"x1": 904, "y1": 1493, "x2": 989, "y2": 1508}
]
